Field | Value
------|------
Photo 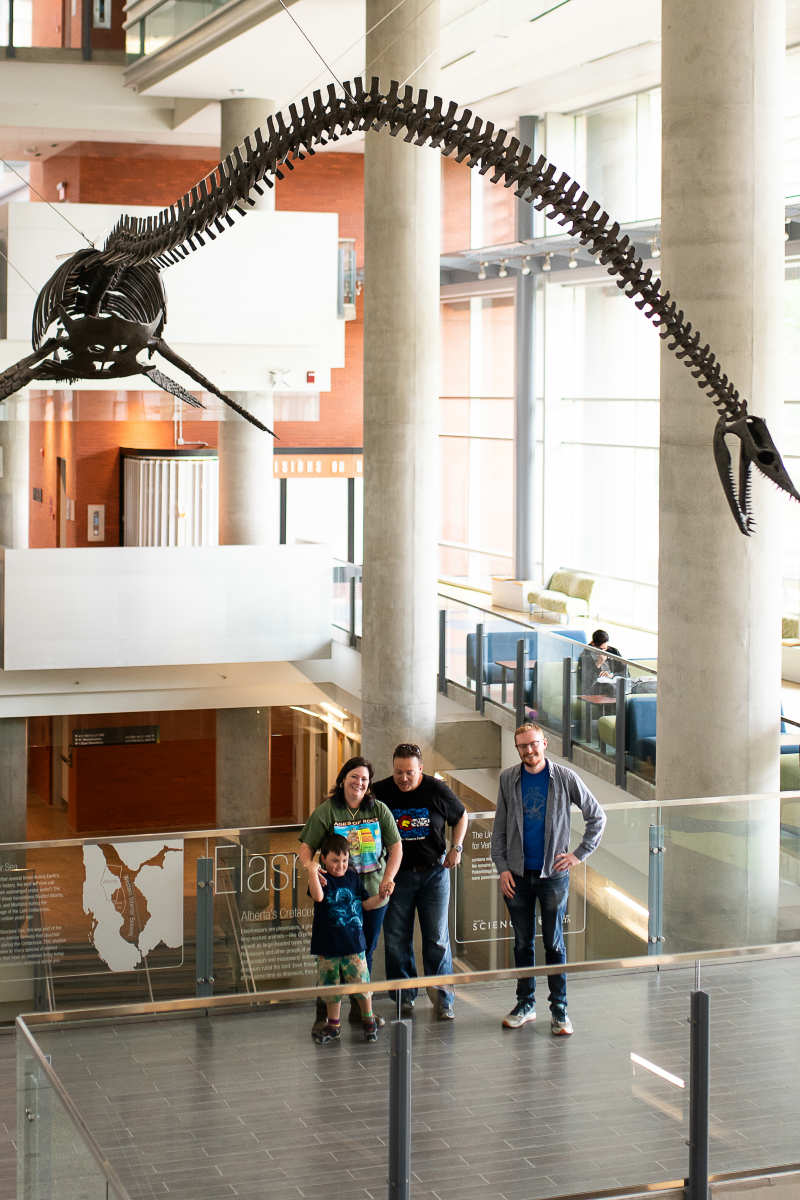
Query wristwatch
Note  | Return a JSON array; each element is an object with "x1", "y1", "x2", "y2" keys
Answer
[{"x1": 451, "y1": 844, "x2": 463, "y2": 854}]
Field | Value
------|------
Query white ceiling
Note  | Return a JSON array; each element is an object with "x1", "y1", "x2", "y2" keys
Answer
[{"x1": 140, "y1": 0, "x2": 665, "y2": 123}]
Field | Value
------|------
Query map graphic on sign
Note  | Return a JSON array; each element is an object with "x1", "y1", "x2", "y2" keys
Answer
[{"x1": 82, "y1": 840, "x2": 183, "y2": 972}]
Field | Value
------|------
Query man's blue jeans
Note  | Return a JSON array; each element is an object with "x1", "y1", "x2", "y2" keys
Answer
[
  {"x1": 503, "y1": 869, "x2": 569, "y2": 1015},
  {"x1": 383, "y1": 865, "x2": 454, "y2": 1005}
]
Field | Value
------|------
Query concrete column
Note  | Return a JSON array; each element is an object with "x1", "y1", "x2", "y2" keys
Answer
[
  {"x1": 659, "y1": 0, "x2": 783, "y2": 948},
  {"x1": 218, "y1": 390, "x2": 275, "y2": 545},
  {"x1": 361, "y1": 0, "x2": 440, "y2": 772},
  {"x1": 0, "y1": 392, "x2": 29, "y2": 548},
  {"x1": 216, "y1": 707, "x2": 270, "y2": 827},
  {"x1": 0, "y1": 718, "x2": 27, "y2": 844},
  {"x1": 220, "y1": 98, "x2": 275, "y2": 214},
  {"x1": 219, "y1": 101, "x2": 276, "y2": 545}
]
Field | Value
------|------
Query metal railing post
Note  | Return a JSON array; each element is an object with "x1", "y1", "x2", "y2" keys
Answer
[
  {"x1": 348, "y1": 575, "x2": 357, "y2": 648},
  {"x1": 614, "y1": 674, "x2": 627, "y2": 789},
  {"x1": 438, "y1": 609, "x2": 447, "y2": 695},
  {"x1": 388, "y1": 1018, "x2": 412, "y2": 1200},
  {"x1": 562, "y1": 656, "x2": 573, "y2": 760},
  {"x1": 475, "y1": 623, "x2": 485, "y2": 713},
  {"x1": 647, "y1": 823, "x2": 664, "y2": 954},
  {"x1": 688, "y1": 989, "x2": 710, "y2": 1200},
  {"x1": 196, "y1": 857, "x2": 214, "y2": 998},
  {"x1": 514, "y1": 638, "x2": 526, "y2": 726}
]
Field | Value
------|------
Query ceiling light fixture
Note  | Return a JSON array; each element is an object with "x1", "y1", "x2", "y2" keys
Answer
[
  {"x1": 520, "y1": 256, "x2": 532, "y2": 276},
  {"x1": 497, "y1": 258, "x2": 508, "y2": 278},
  {"x1": 649, "y1": 237, "x2": 661, "y2": 259},
  {"x1": 477, "y1": 261, "x2": 487, "y2": 280},
  {"x1": 568, "y1": 249, "x2": 578, "y2": 269},
  {"x1": 541, "y1": 253, "x2": 552, "y2": 273}
]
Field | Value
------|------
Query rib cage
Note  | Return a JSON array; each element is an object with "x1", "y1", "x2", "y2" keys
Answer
[{"x1": 102, "y1": 76, "x2": 744, "y2": 421}]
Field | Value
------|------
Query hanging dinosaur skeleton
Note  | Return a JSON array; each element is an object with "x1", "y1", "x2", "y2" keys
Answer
[{"x1": 0, "y1": 76, "x2": 797, "y2": 533}]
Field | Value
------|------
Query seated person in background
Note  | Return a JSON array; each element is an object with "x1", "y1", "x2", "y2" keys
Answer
[{"x1": 578, "y1": 629, "x2": 620, "y2": 694}]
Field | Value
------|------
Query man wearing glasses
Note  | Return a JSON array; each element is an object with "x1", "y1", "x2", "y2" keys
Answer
[{"x1": 491, "y1": 722, "x2": 606, "y2": 1036}]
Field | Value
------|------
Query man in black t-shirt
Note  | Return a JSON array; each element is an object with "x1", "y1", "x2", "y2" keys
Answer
[{"x1": 373, "y1": 743, "x2": 468, "y2": 1019}]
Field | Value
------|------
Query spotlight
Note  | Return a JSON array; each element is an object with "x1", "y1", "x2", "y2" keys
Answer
[
  {"x1": 649, "y1": 237, "x2": 661, "y2": 259},
  {"x1": 541, "y1": 253, "x2": 552, "y2": 273},
  {"x1": 568, "y1": 249, "x2": 578, "y2": 269},
  {"x1": 520, "y1": 256, "x2": 532, "y2": 276},
  {"x1": 477, "y1": 261, "x2": 487, "y2": 280},
  {"x1": 498, "y1": 258, "x2": 508, "y2": 278}
]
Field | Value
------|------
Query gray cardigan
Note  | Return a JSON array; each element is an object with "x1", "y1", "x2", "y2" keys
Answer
[{"x1": 491, "y1": 759, "x2": 606, "y2": 878}]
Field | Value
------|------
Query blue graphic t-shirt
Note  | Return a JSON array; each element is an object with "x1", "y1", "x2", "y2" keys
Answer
[
  {"x1": 309, "y1": 867, "x2": 367, "y2": 958},
  {"x1": 522, "y1": 764, "x2": 549, "y2": 870}
]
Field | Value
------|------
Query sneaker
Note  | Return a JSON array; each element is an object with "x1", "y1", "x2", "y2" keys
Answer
[
  {"x1": 551, "y1": 1013, "x2": 573, "y2": 1037},
  {"x1": 502, "y1": 1000, "x2": 536, "y2": 1029},
  {"x1": 349, "y1": 998, "x2": 385, "y2": 1027},
  {"x1": 436, "y1": 1002, "x2": 455, "y2": 1021},
  {"x1": 362, "y1": 1016, "x2": 379, "y2": 1042},
  {"x1": 312, "y1": 1022, "x2": 341, "y2": 1045}
]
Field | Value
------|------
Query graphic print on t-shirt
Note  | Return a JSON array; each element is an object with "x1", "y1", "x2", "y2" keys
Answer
[
  {"x1": 327, "y1": 887, "x2": 363, "y2": 937},
  {"x1": 333, "y1": 818, "x2": 382, "y2": 873},
  {"x1": 395, "y1": 808, "x2": 431, "y2": 841}
]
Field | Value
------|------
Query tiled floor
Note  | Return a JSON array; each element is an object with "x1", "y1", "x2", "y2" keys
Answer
[{"x1": 14, "y1": 956, "x2": 800, "y2": 1200}]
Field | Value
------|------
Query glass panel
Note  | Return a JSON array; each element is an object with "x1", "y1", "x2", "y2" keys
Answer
[
  {"x1": 139, "y1": 0, "x2": 232, "y2": 56},
  {"x1": 17, "y1": 1031, "x2": 129, "y2": 1199}
]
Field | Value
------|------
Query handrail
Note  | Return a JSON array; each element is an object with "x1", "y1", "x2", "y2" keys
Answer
[
  {"x1": 17, "y1": 940, "x2": 800, "y2": 1028},
  {"x1": 1, "y1": 791, "x2": 797, "y2": 853},
  {"x1": 16, "y1": 1016, "x2": 135, "y2": 1199}
]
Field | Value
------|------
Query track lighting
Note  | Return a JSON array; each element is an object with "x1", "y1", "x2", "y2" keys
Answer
[
  {"x1": 649, "y1": 237, "x2": 661, "y2": 259},
  {"x1": 541, "y1": 253, "x2": 552, "y2": 272},
  {"x1": 568, "y1": 249, "x2": 578, "y2": 269},
  {"x1": 477, "y1": 261, "x2": 487, "y2": 280},
  {"x1": 520, "y1": 256, "x2": 532, "y2": 275},
  {"x1": 497, "y1": 258, "x2": 508, "y2": 278}
]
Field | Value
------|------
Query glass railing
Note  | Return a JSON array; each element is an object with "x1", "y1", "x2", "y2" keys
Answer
[
  {"x1": 17, "y1": 1015, "x2": 131, "y2": 1198},
  {"x1": 0, "y1": 794, "x2": 799, "y2": 1022},
  {"x1": 437, "y1": 593, "x2": 659, "y2": 792},
  {"x1": 15, "y1": 945, "x2": 800, "y2": 1200},
  {"x1": 332, "y1": 558, "x2": 362, "y2": 644},
  {"x1": 124, "y1": 0, "x2": 234, "y2": 62}
]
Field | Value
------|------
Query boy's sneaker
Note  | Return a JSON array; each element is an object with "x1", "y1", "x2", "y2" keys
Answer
[
  {"x1": 348, "y1": 997, "x2": 385, "y2": 1026},
  {"x1": 551, "y1": 1013, "x2": 574, "y2": 1036},
  {"x1": 502, "y1": 1000, "x2": 536, "y2": 1029},
  {"x1": 436, "y1": 1001, "x2": 455, "y2": 1020},
  {"x1": 362, "y1": 1016, "x2": 379, "y2": 1042},
  {"x1": 312, "y1": 1022, "x2": 341, "y2": 1045}
]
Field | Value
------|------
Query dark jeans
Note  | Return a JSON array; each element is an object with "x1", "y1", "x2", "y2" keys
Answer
[
  {"x1": 383, "y1": 865, "x2": 453, "y2": 1004},
  {"x1": 503, "y1": 869, "x2": 569, "y2": 1015},
  {"x1": 362, "y1": 901, "x2": 387, "y2": 974}
]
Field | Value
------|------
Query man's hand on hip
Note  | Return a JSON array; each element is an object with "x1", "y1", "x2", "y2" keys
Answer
[{"x1": 553, "y1": 852, "x2": 579, "y2": 871}]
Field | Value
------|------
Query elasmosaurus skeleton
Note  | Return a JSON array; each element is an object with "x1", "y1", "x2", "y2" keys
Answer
[{"x1": 1, "y1": 76, "x2": 797, "y2": 534}]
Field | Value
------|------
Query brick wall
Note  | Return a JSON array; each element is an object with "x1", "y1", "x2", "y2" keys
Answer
[{"x1": 30, "y1": 143, "x2": 219, "y2": 206}]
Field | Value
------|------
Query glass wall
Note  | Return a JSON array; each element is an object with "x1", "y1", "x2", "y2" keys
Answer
[{"x1": 439, "y1": 295, "x2": 515, "y2": 583}]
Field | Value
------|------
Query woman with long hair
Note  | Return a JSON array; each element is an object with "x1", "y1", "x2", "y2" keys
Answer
[{"x1": 298, "y1": 755, "x2": 402, "y2": 1030}]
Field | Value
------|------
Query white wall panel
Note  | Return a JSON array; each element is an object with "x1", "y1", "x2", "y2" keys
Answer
[
  {"x1": 0, "y1": 544, "x2": 331, "y2": 670},
  {"x1": 2, "y1": 203, "x2": 344, "y2": 391}
]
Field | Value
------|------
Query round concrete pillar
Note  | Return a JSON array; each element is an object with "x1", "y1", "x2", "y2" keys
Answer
[
  {"x1": 361, "y1": 0, "x2": 440, "y2": 772},
  {"x1": 219, "y1": 100, "x2": 276, "y2": 545},
  {"x1": 0, "y1": 392, "x2": 29, "y2": 548},
  {"x1": 659, "y1": 0, "x2": 784, "y2": 948}
]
